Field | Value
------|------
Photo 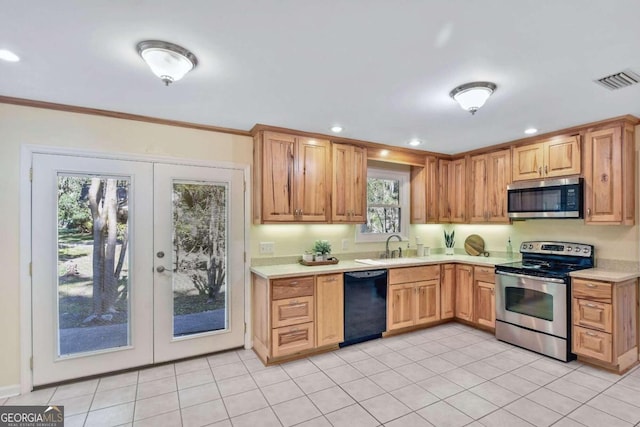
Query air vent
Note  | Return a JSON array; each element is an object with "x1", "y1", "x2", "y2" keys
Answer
[{"x1": 594, "y1": 69, "x2": 640, "y2": 90}]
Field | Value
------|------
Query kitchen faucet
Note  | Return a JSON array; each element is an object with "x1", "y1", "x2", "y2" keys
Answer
[{"x1": 385, "y1": 234, "x2": 403, "y2": 258}]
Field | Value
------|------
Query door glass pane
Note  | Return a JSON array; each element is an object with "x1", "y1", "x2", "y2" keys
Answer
[
  {"x1": 505, "y1": 286, "x2": 553, "y2": 321},
  {"x1": 57, "y1": 175, "x2": 130, "y2": 356},
  {"x1": 172, "y1": 181, "x2": 228, "y2": 337}
]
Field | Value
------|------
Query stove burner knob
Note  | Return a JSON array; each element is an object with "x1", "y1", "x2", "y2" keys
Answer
[
  {"x1": 567, "y1": 246, "x2": 572, "y2": 252},
  {"x1": 528, "y1": 244, "x2": 533, "y2": 249},
  {"x1": 583, "y1": 248, "x2": 589, "y2": 253}
]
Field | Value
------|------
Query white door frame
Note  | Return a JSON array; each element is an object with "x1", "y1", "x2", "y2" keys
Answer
[{"x1": 20, "y1": 144, "x2": 251, "y2": 393}]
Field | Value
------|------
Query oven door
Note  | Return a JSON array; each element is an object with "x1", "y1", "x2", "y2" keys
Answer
[{"x1": 495, "y1": 271, "x2": 567, "y2": 338}]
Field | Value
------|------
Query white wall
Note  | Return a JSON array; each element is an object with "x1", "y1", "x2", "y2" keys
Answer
[{"x1": 0, "y1": 103, "x2": 252, "y2": 391}]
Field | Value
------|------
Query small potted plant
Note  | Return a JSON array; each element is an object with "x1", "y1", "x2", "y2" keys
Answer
[
  {"x1": 444, "y1": 230, "x2": 455, "y2": 255},
  {"x1": 312, "y1": 240, "x2": 332, "y2": 261}
]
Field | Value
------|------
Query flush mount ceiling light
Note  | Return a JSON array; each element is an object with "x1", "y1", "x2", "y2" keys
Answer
[
  {"x1": 407, "y1": 139, "x2": 423, "y2": 147},
  {"x1": 449, "y1": 81, "x2": 497, "y2": 115},
  {"x1": 524, "y1": 128, "x2": 538, "y2": 135},
  {"x1": 137, "y1": 40, "x2": 198, "y2": 86},
  {"x1": 331, "y1": 125, "x2": 343, "y2": 133}
]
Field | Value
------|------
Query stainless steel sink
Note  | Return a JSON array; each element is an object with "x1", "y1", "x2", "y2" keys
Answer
[{"x1": 354, "y1": 258, "x2": 423, "y2": 266}]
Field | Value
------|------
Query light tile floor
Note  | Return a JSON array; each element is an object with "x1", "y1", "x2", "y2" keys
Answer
[{"x1": 5, "y1": 323, "x2": 640, "y2": 426}]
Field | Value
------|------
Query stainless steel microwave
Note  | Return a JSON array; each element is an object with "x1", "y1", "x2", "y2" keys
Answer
[{"x1": 507, "y1": 177, "x2": 583, "y2": 219}]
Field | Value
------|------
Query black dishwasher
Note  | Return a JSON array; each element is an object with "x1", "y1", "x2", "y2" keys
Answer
[{"x1": 341, "y1": 269, "x2": 388, "y2": 347}]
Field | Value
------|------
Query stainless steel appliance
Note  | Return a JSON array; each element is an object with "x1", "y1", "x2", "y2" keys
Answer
[
  {"x1": 495, "y1": 241, "x2": 594, "y2": 361},
  {"x1": 341, "y1": 269, "x2": 388, "y2": 347},
  {"x1": 507, "y1": 177, "x2": 583, "y2": 219}
]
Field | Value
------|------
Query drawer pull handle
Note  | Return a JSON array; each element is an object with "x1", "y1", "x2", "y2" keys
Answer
[
  {"x1": 324, "y1": 278, "x2": 337, "y2": 282},
  {"x1": 586, "y1": 284, "x2": 597, "y2": 288},
  {"x1": 586, "y1": 303, "x2": 597, "y2": 308},
  {"x1": 586, "y1": 332, "x2": 598, "y2": 337},
  {"x1": 289, "y1": 281, "x2": 298, "y2": 285},
  {"x1": 290, "y1": 300, "x2": 298, "y2": 305}
]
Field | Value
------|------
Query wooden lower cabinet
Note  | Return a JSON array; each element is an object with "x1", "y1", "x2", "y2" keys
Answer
[
  {"x1": 316, "y1": 274, "x2": 344, "y2": 347},
  {"x1": 455, "y1": 265, "x2": 474, "y2": 321},
  {"x1": 271, "y1": 322, "x2": 315, "y2": 358},
  {"x1": 571, "y1": 277, "x2": 638, "y2": 373},
  {"x1": 388, "y1": 266, "x2": 440, "y2": 331},
  {"x1": 440, "y1": 264, "x2": 455, "y2": 319},
  {"x1": 473, "y1": 266, "x2": 496, "y2": 329}
]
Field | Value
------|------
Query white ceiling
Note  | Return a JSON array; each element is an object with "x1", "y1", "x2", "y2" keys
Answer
[{"x1": 2, "y1": 1, "x2": 639, "y2": 154}]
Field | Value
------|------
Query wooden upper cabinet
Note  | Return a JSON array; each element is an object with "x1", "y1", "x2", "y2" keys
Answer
[
  {"x1": 410, "y1": 155, "x2": 438, "y2": 224},
  {"x1": 470, "y1": 149, "x2": 511, "y2": 223},
  {"x1": 512, "y1": 135, "x2": 580, "y2": 181},
  {"x1": 332, "y1": 143, "x2": 367, "y2": 223},
  {"x1": 583, "y1": 124, "x2": 635, "y2": 225},
  {"x1": 254, "y1": 131, "x2": 330, "y2": 223},
  {"x1": 439, "y1": 158, "x2": 466, "y2": 223}
]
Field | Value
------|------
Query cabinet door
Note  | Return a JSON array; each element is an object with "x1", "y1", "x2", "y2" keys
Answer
[
  {"x1": 449, "y1": 158, "x2": 467, "y2": 223},
  {"x1": 415, "y1": 280, "x2": 440, "y2": 325},
  {"x1": 410, "y1": 165, "x2": 426, "y2": 223},
  {"x1": 388, "y1": 284, "x2": 414, "y2": 330},
  {"x1": 316, "y1": 274, "x2": 344, "y2": 347},
  {"x1": 572, "y1": 325, "x2": 612, "y2": 363},
  {"x1": 512, "y1": 143, "x2": 543, "y2": 181},
  {"x1": 332, "y1": 144, "x2": 366, "y2": 223},
  {"x1": 350, "y1": 146, "x2": 367, "y2": 223},
  {"x1": 440, "y1": 264, "x2": 455, "y2": 319},
  {"x1": 425, "y1": 156, "x2": 439, "y2": 223},
  {"x1": 474, "y1": 281, "x2": 495, "y2": 328},
  {"x1": 544, "y1": 135, "x2": 581, "y2": 177},
  {"x1": 296, "y1": 137, "x2": 331, "y2": 222},
  {"x1": 469, "y1": 154, "x2": 488, "y2": 223},
  {"x1": 438, "y1": 159, "x2": 451, "y2": 222},
  {"x1": 455, "y1": 265, "x2": 474, "y2": 321},
  {"x1": 261, "y1": 132, "x2": 296, "y2": 221},
  {"x1": 487, "y1": 149, "x2": 511, "y2": 223},
  {"x1": 584, "y1": 127, "x2": 623, "y2": 223}
]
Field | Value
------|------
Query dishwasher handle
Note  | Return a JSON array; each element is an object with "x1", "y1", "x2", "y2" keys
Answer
[{"x1": 345, "y1": 270, "x2": 388, "y2": 280}]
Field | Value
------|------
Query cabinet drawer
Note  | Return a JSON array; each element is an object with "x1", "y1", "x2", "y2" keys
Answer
[
  {"x1": 272, "y1": 296, "x2": 314, "y2": 328},
  {"x1": 272, "y1": 322, "x2": 315, "y2": 358},
  {"x1": 474, "y1": 266, "x2": 495, "y2": 283},
  {"x1": 572, "y1": 279, "x2": 612, "y2": 303},
  {"x1": 573, "y1": 298, "x2": 612, "y2": 332},
  {"x1": 272, "y1": 276, "x2": 314, "y2": 300},
  {"x1": 572, "y1": 325, "x2": 612, "y2": 363},
  {"x1": 389, "y1": 265, "x2": 440, "y2": 285}
]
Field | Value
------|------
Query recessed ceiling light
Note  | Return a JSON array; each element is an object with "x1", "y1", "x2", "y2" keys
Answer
[
  {"x1": 524, "y1": 128, "x2": 538, "y2": 135},
  {"x1": 408, "y1": 139, "x2": 423, "y2": 147},
  {"x1": 331, "y1": 125, "x2": 343, "y2": 133},
  {"x1": 0, "y1": 49, "x2": 20, "y2": 62}
]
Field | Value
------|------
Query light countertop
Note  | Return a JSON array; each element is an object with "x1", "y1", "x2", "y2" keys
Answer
[
  {"x1": 250, "y1": 254, "x2": 515, "y2": 279},
  {"x1": 569, "y1": 268, "x2": 640, "y2": 282}
]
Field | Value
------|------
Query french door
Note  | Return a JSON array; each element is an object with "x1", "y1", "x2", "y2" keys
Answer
[{"x1": 31, "y1": 153, "x2": 245, "y2": 386}]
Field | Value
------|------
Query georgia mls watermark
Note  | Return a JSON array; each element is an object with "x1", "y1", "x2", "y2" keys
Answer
[{"x1": 0, "y1": 406, "x2": 64, "y2": 427}]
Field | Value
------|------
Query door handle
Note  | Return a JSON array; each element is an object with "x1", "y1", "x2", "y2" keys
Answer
[{"x1": 156, "y1": 266, "x2": 166, "y2": 273}]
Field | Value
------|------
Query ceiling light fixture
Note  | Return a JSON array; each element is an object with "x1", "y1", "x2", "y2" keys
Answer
[
  {"x1": 408, "y1": 139, "x2": 423, "y2": 147},
  {"x1": 0, "y1": 49, "x2": 20, "y2": 62},
  {"x1": 524, "y1": 128, "x2": 538, "y2": 135},
  {"x1": 449, "y1": 81, "x2": 497, "y2": 115},
  {"x1": 137, "y1": 40, "x2": 198, "y2": 86},
  {"x1": 331, "y1": 125, "x2": 343, "y2": 133}
]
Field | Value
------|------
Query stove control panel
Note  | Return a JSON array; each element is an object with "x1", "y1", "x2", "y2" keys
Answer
[{"x1": 520, "y1": 241, "x2": 593, "y2": 258}]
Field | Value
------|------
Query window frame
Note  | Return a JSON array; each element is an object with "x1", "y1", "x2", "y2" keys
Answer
[{"x1": 355, "y1": 166, "x2": 410, "y2": 243}]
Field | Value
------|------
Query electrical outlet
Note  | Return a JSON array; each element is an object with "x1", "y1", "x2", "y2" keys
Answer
[
  {"x1": 259, "y1": 242, "x2": 274, "y2": 254},
  {"x1": 341, "y1": 239, "x2": 349, "y2": 250}
]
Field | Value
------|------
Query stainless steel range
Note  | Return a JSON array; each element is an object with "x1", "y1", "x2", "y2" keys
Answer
[{"x1": 495, "y1": 241, "x2": 594, "y2": 361}]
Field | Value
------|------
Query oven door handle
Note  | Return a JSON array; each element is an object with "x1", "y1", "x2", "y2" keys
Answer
[{"x1": 496, "y1": 271, "x2": 566, "y2": 284}]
